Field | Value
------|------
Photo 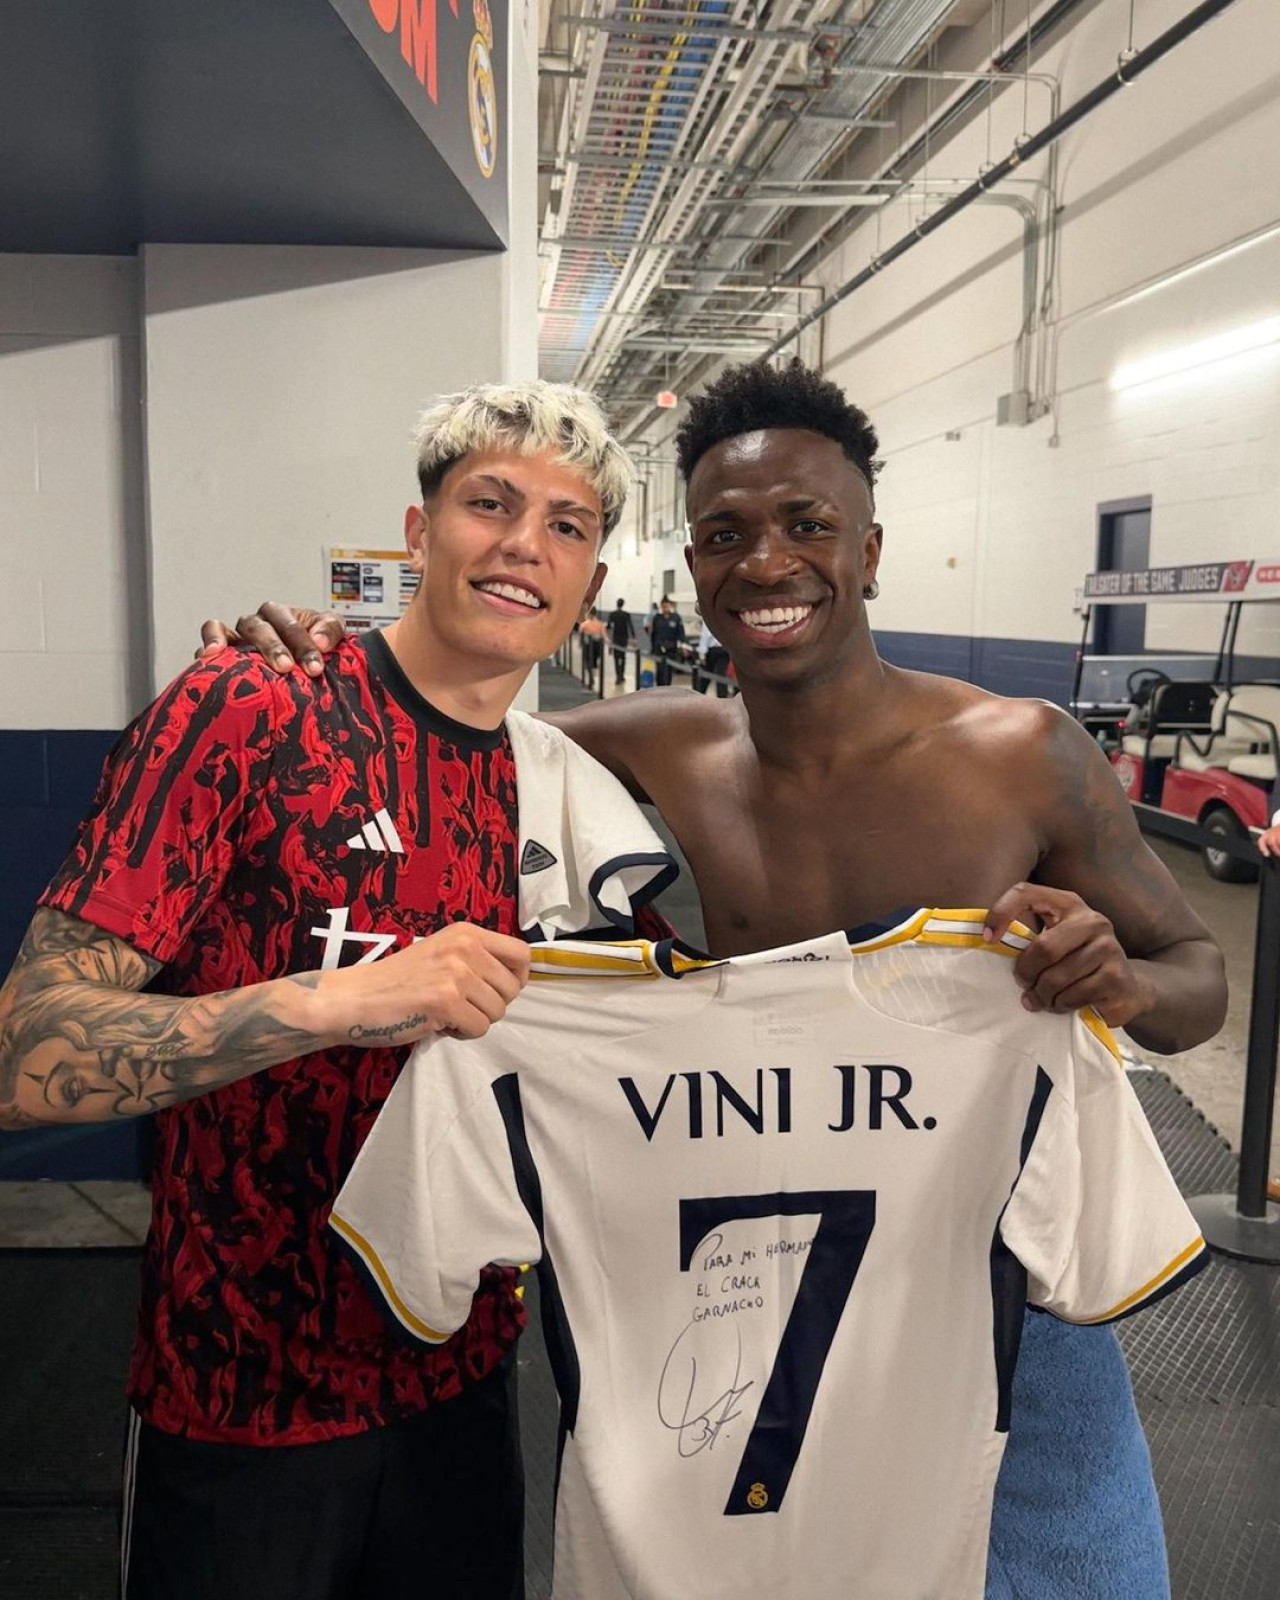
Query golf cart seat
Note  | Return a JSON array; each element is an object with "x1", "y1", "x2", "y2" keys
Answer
[
  {"x1": 1175, "y1": 684, "x2": 1280, "y2": 775},
  {"x1": 1227, "y1": 752, "x2": 1278, "y2": 781},
  {"x1": 1119, "y1": 680, "x2": 1216, "y2": 760}
]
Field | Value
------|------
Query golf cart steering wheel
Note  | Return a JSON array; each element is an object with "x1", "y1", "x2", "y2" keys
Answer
[{"x1": 1126, "y1": 667, "x2": 1173, "y2": 697}]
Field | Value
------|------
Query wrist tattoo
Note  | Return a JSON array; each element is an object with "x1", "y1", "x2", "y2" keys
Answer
[{"x1": 348, "y1": 1013, "x2": 429, "y2": 1043}]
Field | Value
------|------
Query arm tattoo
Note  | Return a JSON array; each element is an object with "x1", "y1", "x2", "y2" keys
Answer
[
  {"x1": 348, "y1": 1014, "x2": 428, "y2": 1043},
  {"x1": 0, "y1": 909, "x2": 323, "y2": 1126},
  {"x1": 1041, "y1": 714, "x2": 1208, "y2": 953},
  {"x1": 1038, "y1": 712, "x2": 1226, "y2": 1051}
]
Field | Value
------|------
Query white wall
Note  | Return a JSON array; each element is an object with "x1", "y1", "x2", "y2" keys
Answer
[
  {"x1": 143, "y1": 4, "x2": 545, "y2": 701},
  {"x1": 142, "y1": 244, "x2": 510, "y2": 693},
  {"x1": 605, "y1": 411, "x2": 693, "y2": 616},
  {"x1": 813, "y1": 0, "x2": 1280, "y2": 667},
  {"x1": 2, "y1": 1, "x2": 545, "y2": 728},
  {"x1": 495, "y1": 0, "x2": 1280, "y2": 678},
  {"x1": 502, "y1": 0, "x2": 540, "y2": 381},
  {"x1": 504, "y1": 0, "x2": 541, "y2": 711},
  {"x1": 0, "y1": 255, "x2": 145, "y2": 729}
]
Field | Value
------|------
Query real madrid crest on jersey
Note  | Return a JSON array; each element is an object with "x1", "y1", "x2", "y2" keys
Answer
[{"x1": 469, "y1": 0, "x2": 497, "y2": 179}]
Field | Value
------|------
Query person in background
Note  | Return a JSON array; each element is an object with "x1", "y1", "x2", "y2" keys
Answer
[
  {"x1": 650, "y1": 597, "x2": 686, "y2": 687},
  {"x1": 607, "y1": 598, "x2": 635, "y2": 686},
  {"x1": 579, "y1": 605, "x2": 606, "y2": 688}
]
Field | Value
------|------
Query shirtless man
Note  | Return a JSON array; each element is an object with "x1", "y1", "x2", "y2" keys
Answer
[{"x1": 216, "y1": 360, "x2": 1226, "y2": 1596}]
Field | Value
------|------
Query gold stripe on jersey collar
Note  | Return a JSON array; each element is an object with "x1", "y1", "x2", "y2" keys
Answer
[
  {"x1": 919, "y1": 910, "x2": 1031, "y2": 959},
  {"x1": 526, "y1": 911, "x2": 1036, "y2": 980},
  {"x1": 530, "y1": 941, "x2": 658, "y2": 977}
]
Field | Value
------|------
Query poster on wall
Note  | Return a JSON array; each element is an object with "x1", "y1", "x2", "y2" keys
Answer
[{"x1": 324, "y1": 548, "x2": 418, "y2": 633}]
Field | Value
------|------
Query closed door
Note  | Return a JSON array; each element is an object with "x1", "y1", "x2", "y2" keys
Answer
[{"x1": 1095, "y1": 504, "x2": 1151, "y2": 656}]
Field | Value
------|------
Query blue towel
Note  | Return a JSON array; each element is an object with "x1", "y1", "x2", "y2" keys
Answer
[{"x1": 986, "y1": 1311, "x2": 1169, "y2": 1599}]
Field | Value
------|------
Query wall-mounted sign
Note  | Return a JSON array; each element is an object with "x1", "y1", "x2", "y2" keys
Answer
[
  {"x1": 1083, "y1": 560, "x2": 1280, "y2": 605},
  {"x1": 328, "y1": 0, "x2": 508, "y2": 240},
  {"x1": 326, "y1": 548, "x2": 419, "y2": 634}
]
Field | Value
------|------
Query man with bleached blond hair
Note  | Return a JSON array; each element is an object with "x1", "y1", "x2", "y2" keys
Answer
[{"x1": 0, "y1": 380, "x2": 673, "y2": 1599}]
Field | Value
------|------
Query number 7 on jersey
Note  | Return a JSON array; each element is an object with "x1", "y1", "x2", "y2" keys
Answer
[{"x1": 678, "y1": 1190, "x2": 878, "y2": 1516}]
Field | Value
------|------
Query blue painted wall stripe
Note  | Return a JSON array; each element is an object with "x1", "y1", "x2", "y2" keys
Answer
[
  {"x1": 873, "y1": 630, "x2": 1079, "y2": 704},
  {"x1": 0, "y1": 729, "x2": 144, "y2": 1181}
]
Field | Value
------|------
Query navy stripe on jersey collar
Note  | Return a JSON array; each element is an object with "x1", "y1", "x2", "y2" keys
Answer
[
  {"x1": 845, "y1": 906, "x2": 927, "y2": 947},
  {"x1": 650, "y1": 907, "x2": 928, "y2": 975},
  {"x1": 360, "y1": 630, "x2": 506, "y2": 751}
]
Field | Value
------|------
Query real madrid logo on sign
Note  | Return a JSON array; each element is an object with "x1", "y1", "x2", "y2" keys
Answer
[{"x1": 468, "y1": 5, "x2": 497, "y2": 181}]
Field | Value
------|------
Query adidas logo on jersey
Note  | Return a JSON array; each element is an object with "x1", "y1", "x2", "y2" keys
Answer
[
  {"x1": 344, "y1": 808, "x2": 405, "y2": 855},
  {"x1": 521, "y1": 839, "x2": 558, "y2": 875}
]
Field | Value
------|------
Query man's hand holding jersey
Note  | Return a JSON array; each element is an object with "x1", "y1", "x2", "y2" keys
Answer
[
  {"x1": 984, "y1": 885, "x2": 1156, "y2": 1029},
  {"x1": 316, "y1": 923, "x2": 531, "y2": 1044}
]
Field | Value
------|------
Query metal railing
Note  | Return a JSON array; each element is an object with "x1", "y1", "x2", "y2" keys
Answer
[
  {"x1": 1133, "y1": 803, "x2": 1280, "y2": 1264},
  {"x1": 553, "y1": 632, "x2": 738, "y2": 699}
]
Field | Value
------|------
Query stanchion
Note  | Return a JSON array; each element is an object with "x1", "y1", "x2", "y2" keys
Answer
[
  {"x1": 1188, "y1": 854, "x2": 1280, "y2": 1261},
  {"x1": 1133, "y1": 803, "x2": 1280, "y2": 1263}
]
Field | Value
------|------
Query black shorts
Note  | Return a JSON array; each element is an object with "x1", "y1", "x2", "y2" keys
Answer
[{"x1": 121, "y1": 1355, "x2": 523, "y2": 1600}]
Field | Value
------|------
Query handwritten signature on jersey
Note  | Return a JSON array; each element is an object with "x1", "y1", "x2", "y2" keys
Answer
[{"x1": 657, "y1": 1319, "x2": 755, "y2": 1458}]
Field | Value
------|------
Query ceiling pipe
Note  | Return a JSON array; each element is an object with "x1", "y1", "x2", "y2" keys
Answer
[
  {"x1": 825, "y1": 59, "x2": 1057, "y2": 91},
  {"x1": 778, "y1": 0, "x2": 1093, "y2": 285},
  {"x1": 762, "y1": 0, "x2": 1245, "y2": 361}
]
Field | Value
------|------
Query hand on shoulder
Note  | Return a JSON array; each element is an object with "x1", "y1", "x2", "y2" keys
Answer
[{"x1": 197, "y1": 601, "x2": 345, "y2": 678}]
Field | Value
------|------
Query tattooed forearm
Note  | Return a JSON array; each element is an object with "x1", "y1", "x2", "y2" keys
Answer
[{"x1": 0, "y1": 909, "x2": 327, "y2": 1127}]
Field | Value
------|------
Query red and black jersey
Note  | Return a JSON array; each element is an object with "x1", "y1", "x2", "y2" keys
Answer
[{"x1": 40, "y1": 632, "x2": 531, "y2": 1445}]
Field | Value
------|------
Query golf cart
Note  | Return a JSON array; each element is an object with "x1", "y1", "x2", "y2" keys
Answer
[{"x1": 1071, "y1": 560, "x2": 1280, "y2": 882}]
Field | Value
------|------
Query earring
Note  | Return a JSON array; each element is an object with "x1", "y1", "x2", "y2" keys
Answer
[
  {"x1": 863, "y1": 579, "x2": 880, "y2": 601},
  {"x1": 693, "y1": 599, "x2": 703, "y2": 618}
]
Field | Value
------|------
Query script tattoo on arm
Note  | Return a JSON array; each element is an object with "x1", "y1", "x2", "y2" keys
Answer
[{"x1": 0, "y1": 908, "x2": 325, "y2": 1128}]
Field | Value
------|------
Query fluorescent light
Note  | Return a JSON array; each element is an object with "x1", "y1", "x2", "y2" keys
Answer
[
  {"x1": 1104, "y1": 221, "x2": 1280, "y2": 315},
  {"x1": 1111, "y1": 315, "x2": 1280, "y2": 391}
]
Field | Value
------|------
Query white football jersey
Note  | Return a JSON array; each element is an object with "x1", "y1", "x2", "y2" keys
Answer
[{"x1": 332, "y1": 911, "x2": 1205, "y2": 1600}]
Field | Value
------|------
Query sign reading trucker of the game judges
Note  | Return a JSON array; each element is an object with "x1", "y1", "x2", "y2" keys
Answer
[
  {"x1": 1083, "y1": 560, "x2": 1280, "y2": 604},
  {"x1": 328, "y1": 0, "x2": 507, "y2": 241}
]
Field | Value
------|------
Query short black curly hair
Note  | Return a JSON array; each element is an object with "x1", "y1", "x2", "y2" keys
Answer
[{"x1": 675, "y1": 359, "x2": 882, "y2": 498}]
